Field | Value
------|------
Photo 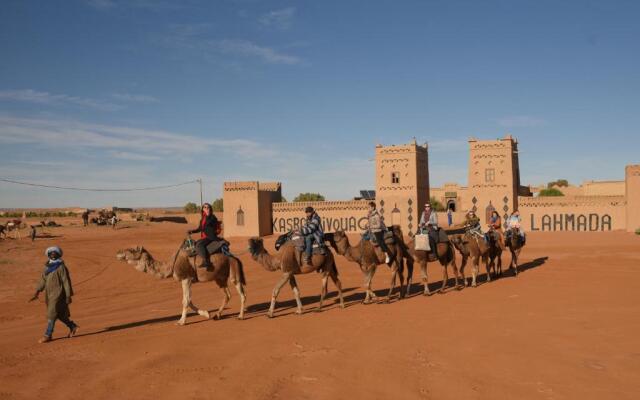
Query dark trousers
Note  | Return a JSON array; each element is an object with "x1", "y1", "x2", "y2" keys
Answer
[
  {"x1": 196, "y1": 238, "x2": 215, "y2": 266},
  {"x1": 373, "y1": 231, "x2": 390, "y2": 254},
  {"x1": 45, "y1": 316, "x2": 75, "y2": 337},
  {"x1": 428, "y1": 228, "x2": 438, "y2": 255}
]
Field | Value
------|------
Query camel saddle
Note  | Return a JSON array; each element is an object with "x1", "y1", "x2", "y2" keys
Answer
[
  {"x1": 361, "y1": 230, "x2": 395, "y2": 247},
  {"x1": 275, "y1": 231, "x2": 326, "y2": 263}
]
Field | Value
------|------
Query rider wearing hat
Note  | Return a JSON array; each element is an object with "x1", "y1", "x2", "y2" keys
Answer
[{"x1": 300, "y1": 206, "x2": 324, "y2": 266}]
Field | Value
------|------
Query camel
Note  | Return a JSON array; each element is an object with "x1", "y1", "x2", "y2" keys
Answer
[
  {"x1": 405, "y1": 231, "x2": 459, "y2": 295},
  {"x1": 247, "y1": 237, "x2": 344, "y2": 318},
  {"x1": 4, "y1": 220, "x2": 22, "y2": 240},
  {"x1": 448, "y1": 226, "x2": 501, "y2": 287},
  {"x1": 0, "y1": 224, "x2": 5, "y2": 239},
  {"x1": 325, "y1": 226, "x2": 409, "y2": 304},
  {"x1": 116, "y1": 244, "x2": 247, "y2": 325},
  {"x1": 505, "y1": 227, "x2": 525, "y2": 276}
]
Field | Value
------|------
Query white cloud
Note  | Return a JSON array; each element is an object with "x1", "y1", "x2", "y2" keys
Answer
[
  {"x1": 215, "y1": 39, "x2": 301, "y2": 65},
  {"x1": 108, "y1": 151, "x2": 162, "y2": 161},
  {"x1": 0, "y1": 89, "x2": 120, "y2": 111},
  {"x1": 497, "y1": 115, "x2": 545, "y2": 128},
  {"x1": 0, "y1": 115, "x2": 278, "y2": 160},
  {"x1": 259, "y1": 7, "x2": 296, "y2": 30},
  {"x1": 161, "y1": 24, "x2": 302, "y2": 66},
  {"x1": 111, "y1": 93, "x2": 159, "y2": 103}
]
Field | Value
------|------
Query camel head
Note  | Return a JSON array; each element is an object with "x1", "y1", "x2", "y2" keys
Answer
[
  {"x1": 116, "y1": 246, "x2": 145, "y2": 263},
  {"x1": 328, "y1": 230, "x2": 349, "y2": 254},
  {"x1": 248, "y1": 237, "x2": 265, "y2": 258}
]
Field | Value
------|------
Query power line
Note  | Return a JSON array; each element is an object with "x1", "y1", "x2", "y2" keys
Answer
[{"x1": 0, "y1": 178, "x2": 199, "y2": 192}]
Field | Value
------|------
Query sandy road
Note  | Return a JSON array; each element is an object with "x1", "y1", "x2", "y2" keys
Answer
[{"x1": 0, "y1": 220, "x2": 639, "y2": 400}]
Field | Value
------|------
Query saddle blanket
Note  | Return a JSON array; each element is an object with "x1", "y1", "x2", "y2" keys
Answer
[{"x1": 361, "y1": 230, "x2": 395, "y2": 246}]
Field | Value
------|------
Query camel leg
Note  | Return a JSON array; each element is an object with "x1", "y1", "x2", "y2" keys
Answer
[
  {"x1": 267, "y1": 273, "x2": 291, "y2": 318},
  {"x1": 513, "y1": 250, "x2": 519, "y2": 276},
  {"x1": 459, "y1": 254, "x2": 468, "y2": 287},
  {"x1": 397, "y1": 257, "x2": 406, "y2": 299},
  {"x1": 420, "y1": 260, "x2": 431, "y2": 296},
  {"x1": 178, "y1": 279, "x2": 209, "y2": 325},
  {"x1": 317, "y1": 272, "x2": 329, "y2": 312},
  {"x1": 451, "y1": 257, "x2": 462, "y2": 290},
  {"x1": 224, "y1": 287, "x2": 232, "y2": 302},
  {"x1": 485, "y1": 255, "x2": 492, "y2": 283},
  {"x1": 439, "y1": 264, "x2": 448, "y2": 294},
  {"x1": 329, "y1": 268, "x2": 345, "y2": 308},
  {"x1": 471, "y1": 256, "x2": 479, "y2": 287},
  {"x1": 289, "y1": 275, "x2": 303, "y2": 315},
  {"x1": 234, "y1": 282, "x2": 246, "y2": 320},
  {"x1": 386, "y1": 263, "x2": 398, "y2": 303},
  {"x1": 405, "y1": 256, "x2": 414, "y2": 296},
  {"x1": 363, "y1": 267, "x2": 378, "y2": 304},
  {"x1": 214, "y1": 286, "x2": 231, "y2": 320}
]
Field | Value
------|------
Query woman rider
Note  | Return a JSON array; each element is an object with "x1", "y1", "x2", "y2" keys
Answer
[
  {"x1": 188, "y1": 203, "x2": 220, "y2": 269},
  {"x1": 488, "y1": 210, "x2": 506, "y2": 250}
]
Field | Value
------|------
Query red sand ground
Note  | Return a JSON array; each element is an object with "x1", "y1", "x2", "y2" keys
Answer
[{"x1": 0, "y1": 220, "x2": 639, "y2": 400}]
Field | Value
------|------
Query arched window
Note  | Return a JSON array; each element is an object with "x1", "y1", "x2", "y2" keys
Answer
[
  {"x1": 391, "y1": 206, "x2": 401, "y2": 226},
  {"x1": 485, "y1": 201, "x2": 495, "y2": 224},
  {"x1": 236, "y1": 207, "x2": 245, "y2": 226}
]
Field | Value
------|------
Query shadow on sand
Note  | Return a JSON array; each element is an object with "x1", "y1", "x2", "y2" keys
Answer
[{"x1": 76, "y1": 256, "x2": 548, "y2": 335}]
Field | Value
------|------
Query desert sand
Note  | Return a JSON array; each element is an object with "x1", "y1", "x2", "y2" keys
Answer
[{"x1": 1, "y1": 220, "x2": 639, "y2": 400}]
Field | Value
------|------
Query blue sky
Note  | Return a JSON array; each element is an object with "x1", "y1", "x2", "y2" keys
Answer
[{"x1": 1, "y1": 0, "x2": 639, "y2": 207}]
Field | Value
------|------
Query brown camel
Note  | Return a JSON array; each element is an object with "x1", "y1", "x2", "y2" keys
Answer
[
  {"x1": 116, "y1": 244, "x2": 247, "y2": 325},
  {"x1": 449, "y1": 227, "x2": 501, "y2": 287},
  {"x1": 247, "y1": 237, "x2": 344, "y2": 318},
  {"x1": 505, "y1": 227, "x2": 525, "y2": 276},
  {"x1": 405, "y1": 232, "x2": 459, "y2": 295},
  {"x1": 325, "y1": 226, "x2": 409, "y2": 304}
]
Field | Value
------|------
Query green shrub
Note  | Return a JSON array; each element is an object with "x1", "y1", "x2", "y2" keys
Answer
[
  {"x1": 430, "y1": 197, "x2": 446, "y2": 212},
  {"x1": 184, "y1": 202, "x2": 200, "y2": 214},
  {"x1": 293, "y1": 193, "x2": 325, "y2": 202},
  {"x1": 539, "y1": 188, "x2": 564, "y2": 197},
  {"x1": 211, "y1": 198, "x2": 224, "y2": 212},
  {"x1": 635, "y1": 228, "x2": 640, "y2": 235}
]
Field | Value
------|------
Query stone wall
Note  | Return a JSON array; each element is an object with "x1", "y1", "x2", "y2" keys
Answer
[{"x1": 518, "y1": 196, "x2": 626, "y2": 232}]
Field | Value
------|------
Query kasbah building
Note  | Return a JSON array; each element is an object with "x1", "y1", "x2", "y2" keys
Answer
[{"x1": 223, "y1": 135, "x2": 640, "y2": 238}]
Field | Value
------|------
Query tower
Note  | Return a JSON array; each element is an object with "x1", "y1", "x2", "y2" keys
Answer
[
  {"x1": 375, "y1": 139, "x2": 429, "y2": 236},
  {"x1": 626, "y1": 164, "x2": 640, "y2": 232},
  {"x1": 467, "y1": 135, "x2": 520, "y2": 223},
  {"x1": 222, "y1": 181, "x2": 281, "y2": 237}
]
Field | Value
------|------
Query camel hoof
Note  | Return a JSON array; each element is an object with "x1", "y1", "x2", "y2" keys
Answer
[
  {"x1": 176, "y1": 320, "x2": 186, "y2": 326},
  {"x1": 237, "y1": 315, "x2": 244, "y2": 320},
  {"x1": 340, "y1": 303, "x2": 345, "y2": 309},
  {"x1": 295, "y1": 310, "x2": 303, "y2": 316},
  {"x1": 213, "y1": 313, "x2": 222, "y2": 320},
  {"x1": 266, "y1": 312, "x2": 274, "y2": 319}
]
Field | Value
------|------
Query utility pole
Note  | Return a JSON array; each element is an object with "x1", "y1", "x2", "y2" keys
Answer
[{"x1": 197, "y1": 178, "x2": 203, "y2": 208}]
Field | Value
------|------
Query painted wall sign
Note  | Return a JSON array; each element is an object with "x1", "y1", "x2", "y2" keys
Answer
[
  {"x1": 530, "y1": 213, "x2": 612, "y2": 231},
  {"x1": 272, "y1": 216, "x2": 369, "y2": 232}
]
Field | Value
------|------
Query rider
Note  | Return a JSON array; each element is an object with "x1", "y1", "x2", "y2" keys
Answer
[
  {"x1": 488, "y1": 210, "x2": 506, "y2": 250},
  {"x1": 419, "y1": 203, "x2": 439, "y2": 256},
  {"x1": 366, "y1": 202, "x2": 392, "y2": 264},
  {"x1": 300, "y1": 206, "x2": 324, "y2": 266},
  {"x1": 506, "y1": 210, "x2": 526, "y2": 244},
  {"x1": 188, "y1": 203, "x2": 220, "y2": 269},
  {"x1": 465, "y1": 210, "x2": 481, "y2": 229}
]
